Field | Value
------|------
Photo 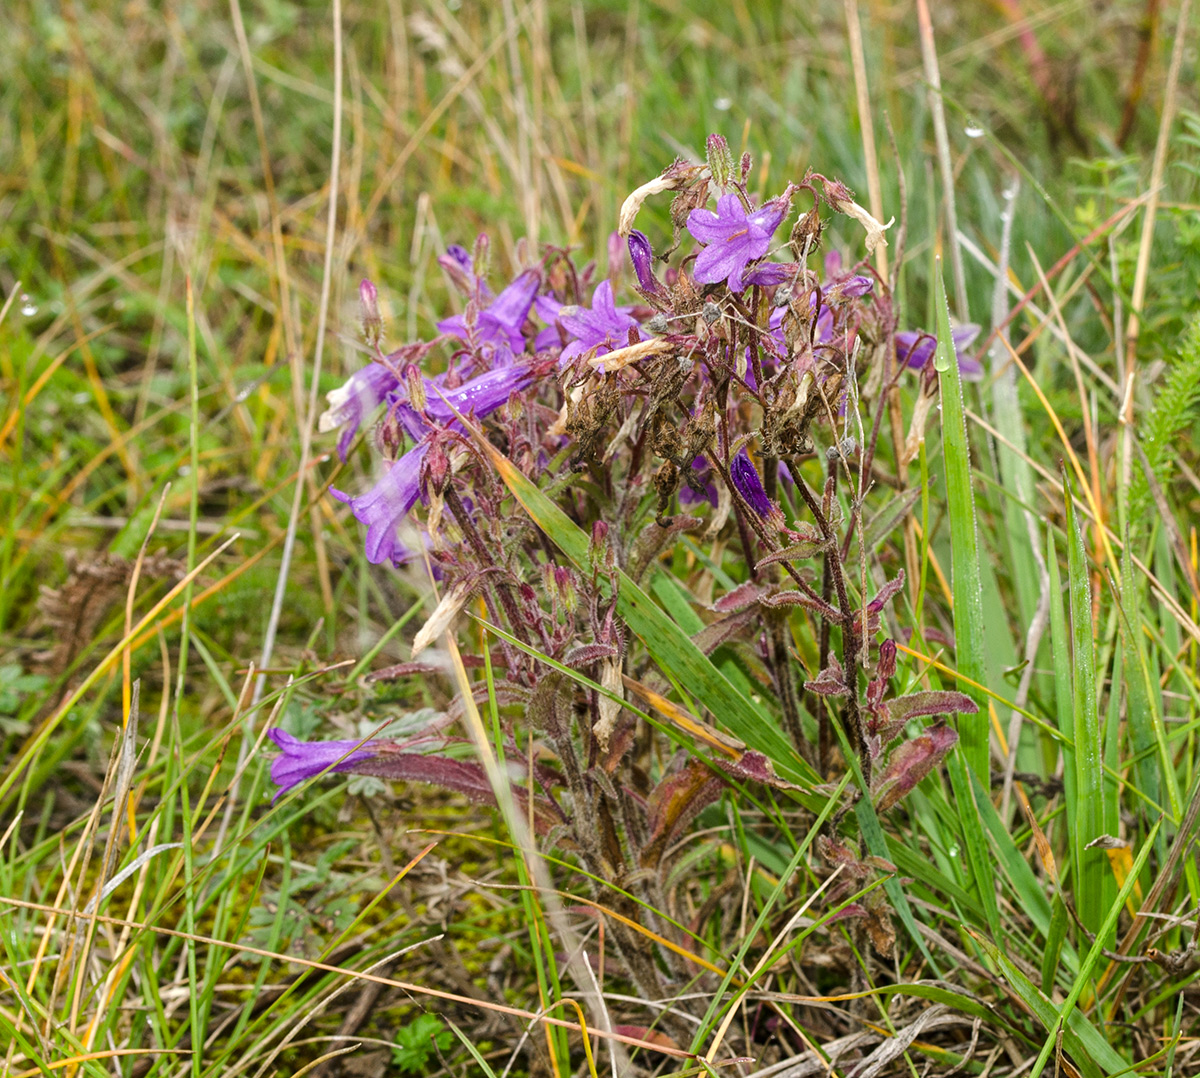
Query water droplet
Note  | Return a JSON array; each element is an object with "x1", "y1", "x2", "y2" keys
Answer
[
  {"x1": 947, "y1": 844, "x2": 960, "y2": 858},
  {"x1": 713, "y1": 97, "x2": 732, "y2": 112},
  {"x1": 964, "y1": 122, "x2": 984, "y2": 139},
  {"x1": 1002, "y1": 182, "x2": 1019, "y2": 201},
  {"x1": 20, "y1": 294, "x2": 37, "y2": 317}
]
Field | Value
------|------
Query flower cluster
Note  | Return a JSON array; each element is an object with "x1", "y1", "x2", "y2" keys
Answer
[{"x1": 272, "y1": 134, "x2": 986, "y2": 1010}]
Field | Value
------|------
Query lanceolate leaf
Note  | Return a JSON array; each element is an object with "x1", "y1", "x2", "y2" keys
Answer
[
  {"x1": 933, "y1": 263, "x2": 988, "y2": 781},
  {"x1": 1063, "y1": 475, "x2": 1111, "y2": 934}
]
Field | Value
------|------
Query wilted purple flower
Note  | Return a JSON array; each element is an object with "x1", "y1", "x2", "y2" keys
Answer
[
  {"x1": 628, "y1": 230, "x2": 667, "y2": 301},
  {"x1": 319, "y1": 362, "x2": 400, "y2": 462},
  {"x1": 269, "y1": 728, "x2": 376, "y2": 799},
  {"x1": 537, "y1": 280, "x2": 641, "y2": 367},
  {"x1": 679, "y1": 455, "x2": 719, "y2": 508},
  {"x1": 437, "y1": 269, "x2": 540, "y2": 357},
  {"x1": 896, "y1": 325, "x2": 982, "y2": 381},
  {"x1": 730, "y1": 447, "x2": 774, "y2": 517},
  {"x1": 686, "y1": 192, "x2": 792, "y2": 292}
]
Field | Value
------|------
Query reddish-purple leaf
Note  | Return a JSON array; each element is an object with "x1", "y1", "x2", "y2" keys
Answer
[
  {"x1": 714, "y1": 749, "x2": 799, "y2": 789},
  {"x1": 712, "y1": 581, "x2": 770, "y2": 613},
  {"x1": 348, "y1": 751, "x2": 559, "y2": 832},
  {"x1": 563, "y1": 642, "x2": 621, "y2": 667},
  {"x1": 761, "y1": 589, "x2": 841, "y2": 620},
  {"x1": 691, "y1": 608, "x2": 759, "y2": 655},
  {"x1": 885, "y1": 690, "x2": 978, "y2": 724},
  {"x1": 873, "y1": 723, "x2": 959, "y2": 811},
  {"x1": 805, "y1": 654, "x2": 848, "y2": 697}
]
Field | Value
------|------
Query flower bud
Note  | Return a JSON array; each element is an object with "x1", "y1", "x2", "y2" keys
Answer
[
  {"x1": 705, "y1": 133, "x2": 734, "y2": 188},
  {"x1": 607, "y1": 229, "x2": 625, "y2": 278},
  {"x1": 360, "y1": 278, "x2": 383, "y2": 350},
  {"x1": 628, "y1": 230, "x2": 667, "y2": 300},
  {"x1": 403, "y1": 363, "x2": 427, "y2": 413},
  {"x1": 472, "y1": 233, "x2": 491, "y2": 282}
]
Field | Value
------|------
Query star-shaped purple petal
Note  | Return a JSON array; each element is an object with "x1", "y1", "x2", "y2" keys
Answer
[
  {"x1": 686, "y1": 193, "x2": 790, "y2": 292},
  {"x1": 538, "y1": 280, "x2": 641, "y2": 368},
  {"x1": 437, "y1": 269, "x2": 540, "y2": 356}
]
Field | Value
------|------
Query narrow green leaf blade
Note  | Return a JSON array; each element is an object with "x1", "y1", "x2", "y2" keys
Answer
[
  {"x1": 933, "y1": 260, "x2": 988, "y2": 781},
  {"x1": 1063, "y1": 476, "x2": 1110, "y2": 933}
]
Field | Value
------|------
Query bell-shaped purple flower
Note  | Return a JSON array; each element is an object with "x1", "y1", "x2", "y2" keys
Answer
[
  {"x1": 269, "y1": 728, "x2": 376, "y2": 799},
  {"x1": 332, "y1": 363, "x2": 537, "y2": 566},
  {"x1": 437, "y1": 269, "x2": 540, "y2": 357},
  {"x1": 537, "y1": 280, "x2": 641, "y2": 367},
  {"x1": 730, "y1": 447, "x2": 774, "y2": 517},
  {"x1": 686, "y1": 192, "x2": 791, "y2": 292},
  {"x1": 897, "y1": 324, "x2": 982, "y2": 381},
  {"x1": 319, "y1": 362, "x2": 400, "y2": 462},
  {"x1": 331, "y1": 442, "x2": 427, "y2": 566}
]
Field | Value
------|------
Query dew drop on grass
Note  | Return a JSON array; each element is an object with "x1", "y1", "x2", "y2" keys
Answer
[
  {"x1": 713, "y1": 97, "x2": 732, "y2": 111},
  {"x1": 948, "y1": 844, "x2": 960, "y2": 858},
  {"x1": 964, "y1": 122, "x2": 984, "y2": 139},
  {"x1": 20, "y1": 294, "x2": 37, "y2": 317}
]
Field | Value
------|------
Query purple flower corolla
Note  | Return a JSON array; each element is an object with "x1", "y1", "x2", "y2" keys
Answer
[
  {"x1": 438, "y1": 244, "x2": 490, "y2": 299},
  {"x1": 269, "y1": 728, "x2": 376, "y2": 799},
  {"x1": 686, "y1": 193, "x2": 791, "y2": 292},
  {"x1": 332, "y1": 363, "x2": 536, "y2": 566},
  {"x1": 536, "y1": 280, "x2": 641, "y2": 367},
  {"x1": 730, "y1": 448, "x2": 774, "y2": 518},
  {"x1": 896, "y1": 324, "x2": 982, "y2": 381},
  {"x1": 331, "y1": 442, "x2": 427, "y2": 566},
  {"x1": 437, "y1": 269, "x2": 540, "y2": 357},
  {"x1": 319, "y1": 362, "x2": 401, "y2": 462}
]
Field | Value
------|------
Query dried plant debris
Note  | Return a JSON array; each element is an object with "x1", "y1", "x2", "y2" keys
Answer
[{"x1": 35, "y1": 551, "x2": 183, "y2": 675}]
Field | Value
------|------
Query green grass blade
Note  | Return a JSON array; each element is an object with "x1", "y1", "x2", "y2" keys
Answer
[
  {"x1": 1027, "y1": 817, "x2": 1160, "y2": 1078},
  {"x1": 1063, "y1": 476, "x2": 1111, "y2": 933},
  {"x1": 933, "y1": 259, "x2": 988, "y2": 781}
]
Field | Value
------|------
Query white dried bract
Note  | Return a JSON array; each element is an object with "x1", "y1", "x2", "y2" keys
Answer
[
  {"x1": 618, "y1": 169, "x2": 705, "y2": 236},
  {"x1": 834, "y1": 197, "x2": 895, "y2": 254}
]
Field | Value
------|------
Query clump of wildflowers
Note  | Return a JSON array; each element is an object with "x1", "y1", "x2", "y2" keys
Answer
[{"x1": 281, "y1": 135, "x2": 984, "y2": 1026}]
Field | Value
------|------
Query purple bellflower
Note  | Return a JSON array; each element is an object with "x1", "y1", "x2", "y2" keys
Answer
[
  {"x1": 437, "y1": 269, "x2": 540, "y2": 357},
  {"x1": 536, "y1": 279, "x2": 641, "y2": 367},
  {"x1": 319, "y1": 361, "x2": 400, "y2": 462},
  {"x1": 896, "y1": 324, "x2": 982, "y2": 381},
  {"x1": 331, "y1": 363, "x2": 537, "y2": 566},
  {"x1": 686, "y1": 192, "x2": 792, "y2": 292},
  {"x1": 269, "y1": 728, "x2": 376, "y2": 799}
]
